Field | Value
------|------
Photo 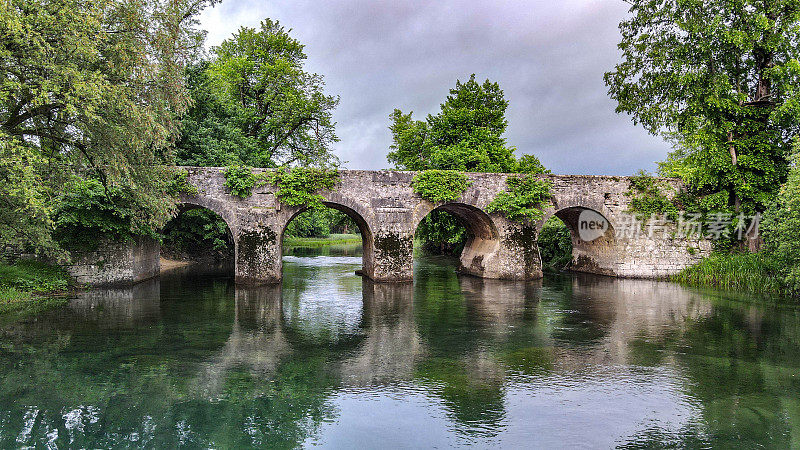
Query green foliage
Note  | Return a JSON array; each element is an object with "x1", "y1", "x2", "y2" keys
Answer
[
  {"x1": 487, "y1": 175, "x2": 552, "y2": 222},
  {"x1": 1, "y1": 0, "x2": 210, "y2": 256},
  {"x1": 175, "y1": 62, "x2": 262, "y2": 167},
  {"x1": 516, "y1": 154, "x2": 551, "y2": 175},
  {"x1": 387, "y1": 75, "x2": 518, "y2": 173},
  {"x1": 625, "y1": 170, "x2": 681, "y2": 221},
  {"x1": 673, "y1": 253, "x2": 788, "y2": 295},
  {"x1": 162, "y1": 210, "x2": 232, "y2": 261},
  {"x1": 284, "y1": 208, "x2": 358, "y2": 238},
  {"x1": 54, "y1": 178, "x2": 160, "y2": 253},
  {"x1": 606, "y1": 0, "x2": 800, "y2": 216},
  {"x1": 264, "y1": 167, "x2": 339, "y2": 209},
  {"x1": 0, "y1": 135, "x2": 60, "y2": 258},
  {"x1": 0, "y1": 260, "x2": 71, "y2": 294},
  {"x1": 412, "y1": 170, "x2": 471, "y2": 203},
  {"x1": 191, "y1": 19, "x2": 339, "y2": 168},
  {"x1": 762, "y1": 145, "x2": 800, "y2": 294},
  {"x1": 415, "y1": 211, "x2": 467, "y2": 256},
  {"x1": 538, "y1": 217, "x2": 572, "y2": 272},
  {"x1": 167, "y1": 169, "x2": 199, "y2": 196},
  {"x1": 223, "y1": 165, "x2": 258, "y2": 198}
]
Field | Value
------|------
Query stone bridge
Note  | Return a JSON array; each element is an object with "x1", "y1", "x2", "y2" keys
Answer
[{"x1": 173, "y1": 167, "x2": 711, "y2": 284}]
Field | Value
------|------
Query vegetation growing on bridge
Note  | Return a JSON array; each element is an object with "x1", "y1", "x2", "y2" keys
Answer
[
  {"x1": 223, "y1": 165, "x2": 259, "y2": 198},
  {"x1": 264, "y1": 167, "x2": 340, "y2": 210},
  {"x1": 168, "y1": 169, "x2": 199, "y2": 196},
  {"x1": 624, "y1": 171, "x2": 681, "y2": 222},
  {"x1": 412, "y1": 170, "x2": 471, "y2": 203},
  {"x1": 487, "y1": 175, "x2": 552, "y2": 222}
]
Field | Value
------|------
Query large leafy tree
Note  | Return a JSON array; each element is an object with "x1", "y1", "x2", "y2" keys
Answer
[
  {"x1": 605, "y1": 0, "x2": 800, "y2": 215},
  {"x1": 1, "y1": 0, "x2": 211, "y2": 257},
  {"x1": 387, "y1": 75, "x2": 548, "y2": 254},
  {"x1": 388, "y1": 74, "x2": 519, "y2": 173},
  {"x1": 177, "y1": 19, "x2": 339, "y2": 168}
]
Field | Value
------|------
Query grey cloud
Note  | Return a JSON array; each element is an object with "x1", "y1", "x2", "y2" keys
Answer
[{"x1": 201, "y1": 0, "x2": 670, "y2": 174}]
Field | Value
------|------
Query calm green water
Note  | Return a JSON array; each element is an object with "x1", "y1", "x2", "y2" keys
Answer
[{"x1": 2, "y1": 246, "x2": 800, "y2": 448}]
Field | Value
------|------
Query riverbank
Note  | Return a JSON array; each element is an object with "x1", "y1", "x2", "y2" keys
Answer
[
  {"x1": 283, "y1": 233, "x2": 362, "y2": 248},
  {"x1": 672, "y1": 252, "x2": 795, "y2": 297},
  {"x1": 0, "y1": 260, "x2": 74, "y2": 319},
  {"x1": 160, "y1": 256, "x2": 193, "y2": 271}
]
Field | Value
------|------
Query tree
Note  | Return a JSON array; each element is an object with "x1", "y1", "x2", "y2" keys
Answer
[
  {"x1": 188, "y1": 19, "x2": 340, "y2": 168},
  {"x1": 387, "y1": 75, "x2": 548, "y2": 254},
  {"x1": 605, "y1": 0, "x2": 800, "y2": 216},
  {"x1": 388, "y1": 74, "x2": 519, "y2": 173},
  {"x1": 174, "y1": 62, "x2": 260, "y2": 167},
  {"x1": 1, "y1": 0, "x2": 211, "y2": 257},
  {"x1": 763, "y1": 142, "x2": 800, "y2": 293}
]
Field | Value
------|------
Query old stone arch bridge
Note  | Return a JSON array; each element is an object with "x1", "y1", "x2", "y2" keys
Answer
[{"x1": 177, "y1": 166, "x2": 710, "y2": 284}]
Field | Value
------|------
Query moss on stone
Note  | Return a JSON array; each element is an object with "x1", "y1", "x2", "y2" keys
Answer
[{"x1": 237, "y1": 227, "x2": 278, "y2": 275}]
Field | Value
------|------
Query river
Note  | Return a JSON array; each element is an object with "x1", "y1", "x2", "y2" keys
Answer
[{"x1": 1, "y1": 243, "x2": 799, "y2": 448}]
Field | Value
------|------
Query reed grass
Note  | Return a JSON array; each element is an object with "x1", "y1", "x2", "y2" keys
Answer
[{"x1": 672, "y1": 253, "x2": 788, "y2": 295}]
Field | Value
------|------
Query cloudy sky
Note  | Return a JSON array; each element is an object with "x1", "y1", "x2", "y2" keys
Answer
[{"x1": 200, "y1": 0, "x2": 672, "y2": 175}]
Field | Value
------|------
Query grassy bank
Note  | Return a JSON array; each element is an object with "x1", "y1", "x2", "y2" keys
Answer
[
  {"x1": 672, "y1": 253, "x2": 791, "y2": 296},
  {"x1": 283, "y1": 233, "x2": 362, "y2": 248},
  {"x1": 0, "y1": 260, "x2": 73, "y2": 316}
]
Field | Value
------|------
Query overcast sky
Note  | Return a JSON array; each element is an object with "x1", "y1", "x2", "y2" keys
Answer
[{"x1": 200, "y1": 0, "x2": 672, "y2": 175}]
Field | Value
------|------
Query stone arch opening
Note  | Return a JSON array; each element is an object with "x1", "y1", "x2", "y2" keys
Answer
[
  {"x1": 542, "y1": 206, "x2": 617, "y2": 276},
  {"x1": 161, "y1": 203, "x2": 235, "y2": 271},
  {"x1": 280, "y1": 201, "x2": 374, "y2": 276},
  {"x1": 414, "y1": 203, "x2": 500, "y2": 277}
]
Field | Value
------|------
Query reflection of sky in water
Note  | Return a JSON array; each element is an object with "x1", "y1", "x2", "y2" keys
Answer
[
  {"x1": 281, "y1": 256, "x2": 364, "y2": 340},
  {"x1": 309, "y1": 367, "x2": 700, "y2": 448}
]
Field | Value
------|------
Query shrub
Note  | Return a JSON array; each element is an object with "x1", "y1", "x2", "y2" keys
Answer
[
  {"x1": 263, "y1": 167, "x2": 340, "y2": 209},
  {"x1": 625, "y1": 170, "x2": 680, "y2": 221},
  {"x1": 0, "y1": 260, "x2": 71, "y2": 294},
  {"x1": 167, "y1": 168, "x2": 199, "y2": 196},
  {"x1": 223, "y1": 165, "x2": 257, "y2": 198},
  {"x1": 762, "y1": 145, "x2": 800, "y2": 294},
  {"x1": 672, "y1": 253, "x2": 787, "y2": 294},
  {"x1": 412, "y1": 170, "x2": 471, "y2": 203},
  {"x1": 487, "y1": 175, "x2": 552, "y2": 222},
  {"x1": 54, "y1": 178, "x2": 159, "y2": 252}
]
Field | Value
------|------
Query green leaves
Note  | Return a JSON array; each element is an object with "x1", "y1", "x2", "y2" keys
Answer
[
  {"x1": 264, "y1": 167, "x2": 339, "y2": 210},
  {"x1": 762, "y1": 143, "x2": 800, "y2": 294},
  {"x1": 1, "y1": 0, "x2": 211, "y2": 255},
  {"x1": 200, "y1": 19, "x2": 340, "y2": 168},
  {"x1": 487, "y1": 175, "x2": 552, "y2": 222},
  {"x1": 625, "y1": 170, "x2": 680, "y2": 221},
  {"x1": 606, "y1": 0, "x2": 800, "y2": 217},
  {"x1": 387, "y1": 75, "x2": 518, "y2": 173},
  {"x1": 168, "y1": 169, "x2": 199, "y2": 197},
  {"x1": 412, "y1": 170, "x2": 471, "y2": 203},
  {"x1": 224, "y1": 165, "x2": 258, "y2": 198},
  {"x1": 54, "y1": 178, "x2": 159, "y2": 253}
]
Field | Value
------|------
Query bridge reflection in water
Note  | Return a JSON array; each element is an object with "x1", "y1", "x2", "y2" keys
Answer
[{"x1": 1, "y1": 256, "x2": 799, "y2": 448}]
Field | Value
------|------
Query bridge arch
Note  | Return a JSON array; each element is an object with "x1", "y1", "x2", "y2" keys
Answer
[
  {"x1": 539, "y1": 205, "x2": 618, "y2": 276},
  {"x1": 161, "y1": 200, "x2": 237, "y2": 268},
  {"x1": 279, "y1": 196, "x2": 376, "y2": 277},
  {"x1": 413, "y1": 202, "x2": 501, "y2": 277}
]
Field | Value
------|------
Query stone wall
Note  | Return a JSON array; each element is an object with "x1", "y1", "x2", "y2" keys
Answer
[{"x1": 66, "y1": 237, "x2": 160, "y2": 286}]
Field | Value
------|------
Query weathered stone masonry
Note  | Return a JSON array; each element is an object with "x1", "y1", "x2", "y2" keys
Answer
[{"x1": 174, "y1": 167, "x2": 711, "y2": 285}]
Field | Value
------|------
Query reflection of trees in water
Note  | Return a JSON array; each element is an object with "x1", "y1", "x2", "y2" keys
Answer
[{"x1": 3, "y1": 257, "x2": 800, "y2": 447}]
